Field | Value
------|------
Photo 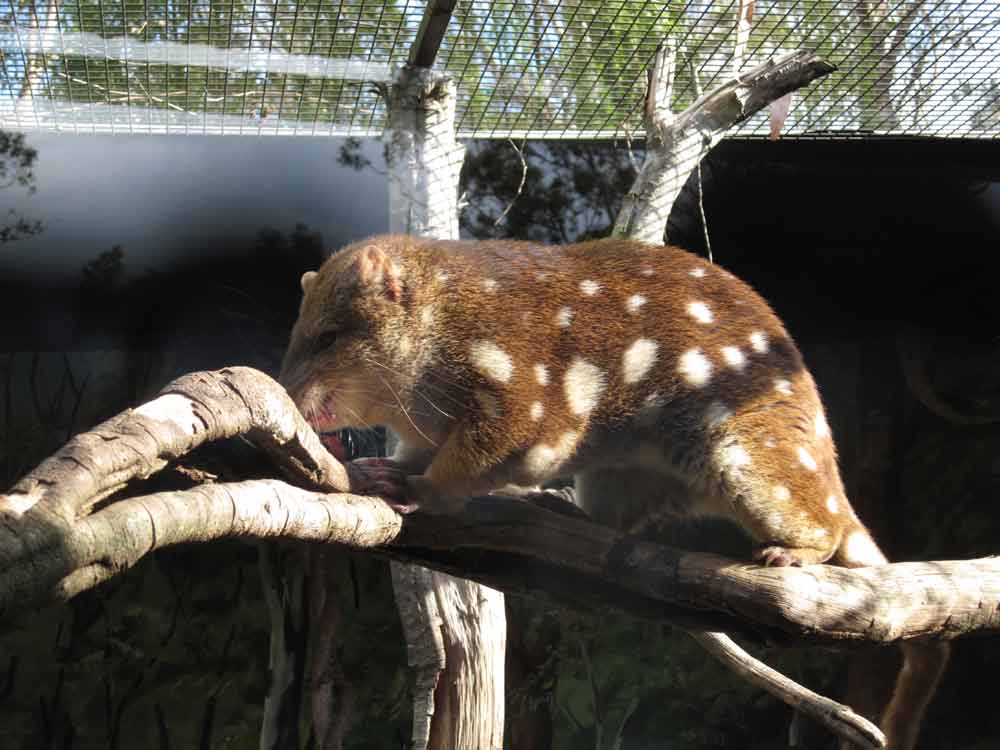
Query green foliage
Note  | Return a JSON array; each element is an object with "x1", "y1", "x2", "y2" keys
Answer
[
  {"x1": 23, "y1": 0, "x2": 995, "y2": 136},
  {"x1": 0, "y1": 130, "x2": 37, "y2": 191},
  {"x1": 0, "y1": 129, "x2": 42, "y2": 244}
]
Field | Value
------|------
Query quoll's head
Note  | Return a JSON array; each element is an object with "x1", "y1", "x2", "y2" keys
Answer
[{"x1": 279, "y1": 237, "x2": 427, "y2": 434}]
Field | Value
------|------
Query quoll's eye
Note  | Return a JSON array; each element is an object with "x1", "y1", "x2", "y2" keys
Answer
[{"x1": 315, "y1": 330, "x2": 339, "y2": 350}]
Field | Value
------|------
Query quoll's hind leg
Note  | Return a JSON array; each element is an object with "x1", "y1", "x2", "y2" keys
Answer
[{"x1": 709, "y1": 418, "x2": 845, "y2": 568}]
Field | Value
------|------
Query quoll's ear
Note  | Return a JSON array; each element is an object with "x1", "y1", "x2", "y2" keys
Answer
[
  {"x1": 300, "y1": 270, "x2": 317, "y2": 293},
  {"x1": 354, "y1": 244, "x2": 404, "y2": 302}
]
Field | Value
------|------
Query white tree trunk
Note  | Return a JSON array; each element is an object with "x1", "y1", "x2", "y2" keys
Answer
[{"x1": 383, "y1": 65, "x2": 506, "y2": 750}]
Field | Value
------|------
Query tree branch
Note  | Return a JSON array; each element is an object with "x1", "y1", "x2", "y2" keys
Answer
[
  {"x1": 5, "y1": 460, "x2": 994, "y2": 646},
  {"x1": 4, "y1": 367, "x2": 992, "y2": 750},
  {"x1": 613, "y1": 47, "x2": 836, "y2": 244}
]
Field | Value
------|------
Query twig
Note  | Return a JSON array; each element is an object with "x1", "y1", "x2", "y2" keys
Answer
[
  {"x1": 619, "y1": 120, "x2": 640, "y2": 175},
  {"x1": 494, "y1": 137, "x2": 528, "y2": 227},
  {"x1": 697, "y1": 161, "x2": 713, "y2": 264}
]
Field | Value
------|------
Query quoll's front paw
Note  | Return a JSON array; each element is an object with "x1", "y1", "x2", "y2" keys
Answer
[
  {"x1": 347, "y1": 458, "x2": 418, "y2": 514},
  {"x1": 753, "y1": 544, "x2": 804, "y2": 568}
]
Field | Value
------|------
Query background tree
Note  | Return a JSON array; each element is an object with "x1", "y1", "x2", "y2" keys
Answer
[{"x1": 0, "y1": 130, "x2": 41, "y2": 244}]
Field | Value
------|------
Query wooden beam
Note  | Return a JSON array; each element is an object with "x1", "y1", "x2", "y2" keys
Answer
[{"x1": 409, "y1": 0, "x2": 458, "y2": 69}]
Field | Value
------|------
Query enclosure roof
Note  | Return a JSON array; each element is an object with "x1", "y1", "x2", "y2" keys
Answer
[{"x1": 2, "y1": 0, "x2": 999, "y2": 139}]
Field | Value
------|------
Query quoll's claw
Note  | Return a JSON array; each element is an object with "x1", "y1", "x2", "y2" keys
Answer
[{"x1": 754, "y1": 545, "x2": 804, "y2": 568}]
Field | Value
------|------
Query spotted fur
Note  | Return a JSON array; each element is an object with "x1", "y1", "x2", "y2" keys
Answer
[{"x1": 280, "y1": 234, "x2": 947, "y2": 750}]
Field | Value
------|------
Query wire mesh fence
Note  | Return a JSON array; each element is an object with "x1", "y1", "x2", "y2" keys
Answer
[{"x1": 1, "y1": 0, "x2": 998, "y2": 138}]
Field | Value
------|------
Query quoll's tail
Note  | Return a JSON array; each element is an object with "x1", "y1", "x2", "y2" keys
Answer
[
  {"x1": 881, "y1": 640, "x2": 951, "y2": 750},
  {"x1": 834, "y1": 524, "x2": 950, "y2": 750}
]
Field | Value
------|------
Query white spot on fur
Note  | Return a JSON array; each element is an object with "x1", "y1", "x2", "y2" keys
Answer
[
  {"x1": 773, "y1": 485, "x2": 791, "y2": 501},
  {"x1": 524, "y1": 444, "x2": 556, "y2": 476},
  {"x1": 815, "y1": 410, "x2": 830, "y2": 438},
  {"x1": 580, "y1": 279, "x2": 601, "y2": 296},
  {"x1": 826, "y1": 495, "x2": 840, "y2": 514},
  {"x1": 764, "y1": 437, "x2": 777, "y2": 448},
  {"x1": 469, "y1": 341, "x2": 514, "y2": 383},
  {"x1": 721, "y1": 346, "x2": 746, "y2": 370},
  {"x1": 687, "y1": 301, "x2": 713, "y2": 324},
  {"x1": 641, "y1": 266, "x2": 654, "y2": 277},
  {"x1": 530, "y1": 401, "x2": 544, "y2": 421},
  {"x1": 524, "y1": 431, "x2": 579, "y2": 476},
  {"x1": 813, "y1": 527, "x2": 829, "y2": 538},
  {"x1": 626, "y1": 294, "x2": 647, "y2": 314},
  {"x1": 679, "y1": 349, "x2": 712, "y2": 387},
  {"x1": 843, "y1": 530, "x2": 886, "y2": 566},
  {"x1": 705, "y1": 401, "x2": 732, "y2": 430},
  {"x1": 564, "y1": 359, "x2": 606, "y2": 416},
  {"x1": 797, "y1": 446, "x2": 818, "y2": 471},
  {"x1": 622, "y1": 339, "x2": 659, "y2": 384},
  {"x1": 749, "y1": 331, "x2": 769, "y2": 353},
  {"x1": 482, "y1": 278, "x2": 498, "y2": 293},
  {"x1": 714, "y1": 437, "x2": 754, "y2": 490},
  {"x1": 534, "y1": 363, "x2": 550, "y2": 386},
  {"x1": 774, "y1": 379, "x2": 793, "y2": 395},
  {"x1": 536, "y1": 271, "x2": 550, "y2": 282},
  {"x1": 556, "y1": 307, "x2": 574, "y2": 327},
  {"x1": 421, "y1": 307, "x2": 435, "y2": 327},
  {"x1": 436, "y1": 270, "x2": 450, "y2": 283},
  {"x1": 689, "y1": 268, "x2": 706, "y2": 278},
  {"x1": 722, "y1": 444, "x2": 752, "y2": 469}
]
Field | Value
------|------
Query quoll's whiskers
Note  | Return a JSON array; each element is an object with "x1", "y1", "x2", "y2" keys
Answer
[
  {"x1": 363, "y1": 355, "x2": 473, "y2": 407},
  {"x1": 341, "y1": 403, "x2": 373, "y2": 431},
  {"x1": 375, "y1": 373, "x2": 439, "y2": 448},
  {"x1": 413, "y1": 388, "x2": 456, "y2": 421}
]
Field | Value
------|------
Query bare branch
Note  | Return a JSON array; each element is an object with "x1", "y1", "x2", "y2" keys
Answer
[
  {"x1": 4, "y1": 468, "x2": 994, "y2": 645},
  {"x1": 691, "y1": 632, "x2": 882, "y2": 748},
  {"x1": 494, "y1": 137, "x2": 528, "y2": 226},
  {"x1": 613, "y1": 48, "x2": 836, "y2": 244}
]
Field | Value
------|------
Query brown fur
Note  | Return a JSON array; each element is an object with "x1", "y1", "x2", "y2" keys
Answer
[{"x1": 280, "y1": 234, "x2": 947, "y2": 748}]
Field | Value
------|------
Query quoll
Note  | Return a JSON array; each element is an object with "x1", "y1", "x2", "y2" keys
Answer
[{"x1": 279, "y1": 234, "x2": 949, "y2": 750}]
